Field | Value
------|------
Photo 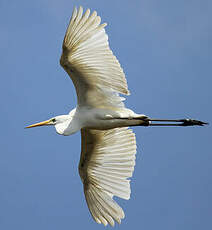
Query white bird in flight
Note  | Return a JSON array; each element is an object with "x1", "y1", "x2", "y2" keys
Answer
[{"x1": 26, "y1": 6, "x2": 207, "y2": 226}]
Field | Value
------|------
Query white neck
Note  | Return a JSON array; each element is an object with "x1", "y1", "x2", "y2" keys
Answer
[{"x1": 55, "y1": 114, "x2": 80, "y2": 136}]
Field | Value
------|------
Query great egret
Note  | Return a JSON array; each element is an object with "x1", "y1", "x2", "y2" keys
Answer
[{"x1": 26, "y1": 6, "x2": 207, "y2": 226}]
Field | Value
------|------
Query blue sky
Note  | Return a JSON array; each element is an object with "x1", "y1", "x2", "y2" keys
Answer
[{"x1": 0, "y1": 0, "x2": 211, "y2": 229}]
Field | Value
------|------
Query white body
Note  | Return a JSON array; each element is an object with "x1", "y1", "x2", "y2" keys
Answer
[{"x1": 55, "y1": 107, "x2": 147, "y2": 136}]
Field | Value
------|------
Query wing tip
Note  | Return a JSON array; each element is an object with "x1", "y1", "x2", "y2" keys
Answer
[{"x1": 84, "y1": 183, "x2": 125, "y2": 226}]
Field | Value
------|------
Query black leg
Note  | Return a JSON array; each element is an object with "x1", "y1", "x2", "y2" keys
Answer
[{"x1": 145, "y1": 118, "x2": 208, "y2": 127}]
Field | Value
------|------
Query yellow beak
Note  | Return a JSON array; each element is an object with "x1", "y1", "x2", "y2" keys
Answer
[{"x1": 25, "y1": 119, "x2": 51, "y2": 128}]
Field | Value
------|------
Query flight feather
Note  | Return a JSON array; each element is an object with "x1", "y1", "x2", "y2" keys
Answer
[
  {"x1": 60, "y1": 6, "x2": 130, "y2": 108},
  {"x1": 78, "y1": 127, "x2": 136, "y2": 226}
]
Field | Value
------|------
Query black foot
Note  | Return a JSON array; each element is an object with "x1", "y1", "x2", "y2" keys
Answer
[{"x1": 180, "y1": 119, "x2": 209, "y2": 126}]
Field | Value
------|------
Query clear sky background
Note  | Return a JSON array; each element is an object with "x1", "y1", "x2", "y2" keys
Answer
[{"x1": 0, "y1": 0, "x2": 211, "y2": 229}]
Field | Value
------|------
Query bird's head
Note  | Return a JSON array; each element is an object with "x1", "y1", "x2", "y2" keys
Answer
[{"x1": 26, "y1": 115, "x2": 72, "y2": 135}]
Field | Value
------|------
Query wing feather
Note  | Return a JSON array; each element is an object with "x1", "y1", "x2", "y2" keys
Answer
[
  {"x1": 78, "y1": 127, "x2": 136, "y2": 226},
  {"x1": 61, "y1": 7, "x2": 129, "y2": 108}
]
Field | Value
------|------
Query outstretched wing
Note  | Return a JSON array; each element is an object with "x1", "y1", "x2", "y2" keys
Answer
[
  {"x1": 60, "y1": 6, "x2": 129, "y2": 108},
  {"x1": 78, "y1": 127, "x2": 136, "y2": 226}
]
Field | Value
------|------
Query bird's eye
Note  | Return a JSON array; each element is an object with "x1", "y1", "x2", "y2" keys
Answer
[{"x1": 52, "y1": 118, "x2": 56, "y2": 123}]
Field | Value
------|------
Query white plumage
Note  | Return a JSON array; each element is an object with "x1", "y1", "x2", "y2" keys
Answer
[
  {"x1": 61, "y1": 10, "x2": 140, "y2": 225},
  {"x1": 60, "y1": 6, "x2": 129, "y2": 108},
  {"x1": 79, "y1": 128, "x2": 136, "y2": 226},
  {"x1": 26, "y1": 6, "x2": 207, "y2": 227},
  {"x1": 27, "y1": 6, "x2": 144, "y2": 226}
]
